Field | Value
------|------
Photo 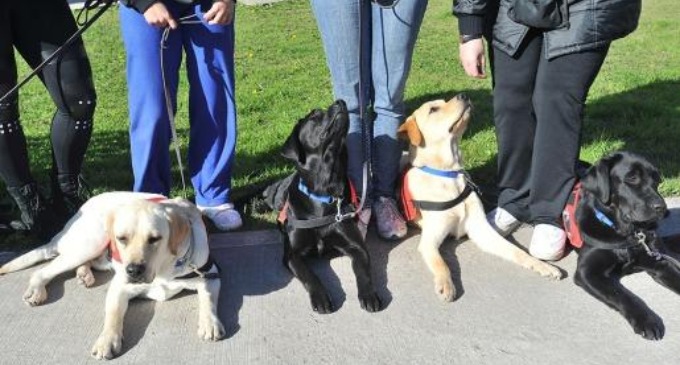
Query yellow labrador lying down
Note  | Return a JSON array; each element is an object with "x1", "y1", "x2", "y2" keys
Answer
[
  {"x1": 397, "y1": 94, "x2": 564, "y2": 302},
  {"x1": 0, "y1": 192, "x2": 224, "y2": 359}
]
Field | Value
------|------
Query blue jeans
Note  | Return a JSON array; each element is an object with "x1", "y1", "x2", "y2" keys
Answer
[
  {"x1": 311, "y1": 0, "x2": 427, "y2": 198},
  {"x1": 119, "y1": 1, "x2": 237, "y2": 206}
]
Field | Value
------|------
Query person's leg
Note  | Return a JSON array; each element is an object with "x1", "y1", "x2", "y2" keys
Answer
[
  {"x1": 0, "y1": 2, "x2": 32, "y2": 190},
  {"x1": 525, "y1": 42, "x2": 609, "y2": 261},
  {"x1": 13, "y1": 0, "x2": 96, "y2": 217},
  {"x1": 369, "y1": 0, "x2": 427, "y2": 240},
  {"x1": 491, "y1": 31, "x2": 542, "y2": 224},
  {"x1": 2, "y1": 0, "x2": 83, "y2": 238},
  {"x1": 530, "y1": 46, "x2": 610, "y2": 224},
  {"x1": 183, "y1": 1, "x2": 241, "y2": 230},
  {"x1": 119, "y1": 2, "x2": 183, "y2": 196},
  {"x1": 370, "y1": 0, "x2": 426, "y2": 197},
  {"x1": 311, "y1": 0, "x2": 370, "y2": 195}
]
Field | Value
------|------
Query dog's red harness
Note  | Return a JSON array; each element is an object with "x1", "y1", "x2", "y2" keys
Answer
[
  {"x1": 562, "y1": 183, "x2": 583, "y2": 248},
  {"x1": 108, "y1": 195, "x2": 167, "y2": 263},
  {"x1": 399, "y1": 167, "x2": 419, "y2": 222}
]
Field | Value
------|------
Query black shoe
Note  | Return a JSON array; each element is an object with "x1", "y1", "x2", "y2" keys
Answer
[
  {"x1": 52, "y1": 173, "x2": 92, "y2": 219},
  {"x1": 6, "y1": 182, "x2": 61, "y2": 240}
]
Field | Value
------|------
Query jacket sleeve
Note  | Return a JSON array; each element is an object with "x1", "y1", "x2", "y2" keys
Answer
[
  {"x1": 452, "y1": 0, "x2": 487, "y2": 36},
  {"x1": 119, "y1": 0, "x2": 158, "y2": 14}
]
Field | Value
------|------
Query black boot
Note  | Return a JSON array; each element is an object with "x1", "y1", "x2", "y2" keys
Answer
[
  {"x1": 6, "y1": 182, "x2": 60, "y2": 240},
  {"x1": 51, "y1": 174, "x2": 91, "y2": 219}
]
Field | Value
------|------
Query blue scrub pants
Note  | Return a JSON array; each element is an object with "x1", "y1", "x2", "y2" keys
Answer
[{"x1": 120, "y1": 1, "x2": 237, "y2": 207}]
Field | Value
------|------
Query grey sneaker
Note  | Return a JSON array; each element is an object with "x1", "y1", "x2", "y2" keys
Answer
[
  {"x1": 374, "y1": 196, "x2": 407, "y2": 241},
  {"x1": 198, "y1": 203, "x2": 243, "y2": 231},
  {"x1": 487, "y1": 207, "x2": 522, "y2": 237}
]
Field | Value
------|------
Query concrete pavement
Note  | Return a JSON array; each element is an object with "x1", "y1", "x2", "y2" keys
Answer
[{"x1": 2, "y1": 200, "x2": 680, "y2": 364}]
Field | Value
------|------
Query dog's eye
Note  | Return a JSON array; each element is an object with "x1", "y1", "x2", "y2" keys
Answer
[
  {"x1": 116, "y1": 236, "x2": 128, "y2": 244},
  {"x1": 147, "y1": 236, "x2": 162, "y2": 245},
  {"x1": 429, "y1": 106, "x2": 440, "y2": 114},
  {"x1": 625, "y1": 175, "x2": 641, "y2": 185}
]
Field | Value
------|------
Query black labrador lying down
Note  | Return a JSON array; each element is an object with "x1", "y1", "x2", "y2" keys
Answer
[
  {"x1": 568, "y1": 152, "x2": 676, "y2": 340},
  {"x1": 278, "y1": 100, "x2": 382, "y2": 314}
]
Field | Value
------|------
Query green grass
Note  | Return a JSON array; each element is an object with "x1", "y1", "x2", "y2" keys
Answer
[{"x1": 5, "y1": 0, "x2": 680, "y2": 231}]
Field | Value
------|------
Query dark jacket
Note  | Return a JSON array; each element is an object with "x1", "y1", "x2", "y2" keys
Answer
[{"x1": 453, "y1": 0, "x2": 642, "y2": 59}]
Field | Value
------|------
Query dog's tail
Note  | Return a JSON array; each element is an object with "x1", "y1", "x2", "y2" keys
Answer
[
  {"x1": 0, "y1": 239, "x2": 60, "y2": 275},
  {"x1": 231, "y1": 173, "x2": 295, "y2": 214}
]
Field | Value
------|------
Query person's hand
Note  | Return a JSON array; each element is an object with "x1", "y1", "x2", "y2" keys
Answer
[
  {"x1": 143, "y1": 2, "x2": 178, "y2": 29},
  {"x1": 203, "y1": 0, "x2": 235, "y2": 25},
  {"x1": 459, "y1": 38, "x2": 486, "y2": 78}
]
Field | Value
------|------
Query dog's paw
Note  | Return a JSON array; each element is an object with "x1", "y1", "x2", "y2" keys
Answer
[
  {"x1": 91, "y1": 332, "x2": 123, "y2": 360},
  {"x1": 309, "y1": 290, "x2": 333, "y2": 314},
  {"x1": 359, "y1": 292, "x2": 383, "y2": 312},
  {"x1": 629, "y1": 313, "x2": 664, "y2": 340},
  {"x1": 198, "y1": 317, "x2": 226, "y2": 341},
  {"x1": 76, "y1": 266, "x2": 96, "y2": 287},
  {"x1": 533, "y1": 262, "x2": 564, "y2": 280},
  {"x1": 434, "y1": 276, "x2": 456, "y2": 302},
  {"x1": 22, "y1": 286, "x2": 47, "y2": 306}
]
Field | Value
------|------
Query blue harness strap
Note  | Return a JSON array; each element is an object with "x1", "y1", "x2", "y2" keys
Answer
[{"x1": 417, "y1": 166, "x2": 461, "y2": 178}]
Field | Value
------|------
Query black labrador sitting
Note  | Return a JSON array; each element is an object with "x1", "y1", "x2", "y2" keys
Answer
[
  {"x1": 570, "y1": 151, "x2": 678, "y2": 340},
  {"x1": 278, "y1": 100, "x2": 382, "y2": 314}
]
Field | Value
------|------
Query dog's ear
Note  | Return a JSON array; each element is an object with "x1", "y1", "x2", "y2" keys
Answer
[
  {"x1": 397, "y1": 115, "x2": 423, "y2": 147},
  {"x1": 281, "y1": 122, "x2": 305, "y2": 164},
  {"x1": 105, "y1": 211, "x2": 116, "y2": 244},
  {"x1": 581, "y1": 155, "x2": 614, "y2": 205},
  {"x1": 166, "y1": 208, "x2": 190, "y2": 256}
]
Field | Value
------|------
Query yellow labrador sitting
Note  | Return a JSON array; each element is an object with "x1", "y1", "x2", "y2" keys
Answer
[
  {"x1": 397, "y1": 94, "x2": 563, "y2": 302},
  {"x1": 0, "y1": 192, "x2": 225, "y2": 359}
]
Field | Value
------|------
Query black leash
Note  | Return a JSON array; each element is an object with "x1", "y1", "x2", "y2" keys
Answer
[{"x1": 0, "y1": 0, "x2": 115, "y2": 105}]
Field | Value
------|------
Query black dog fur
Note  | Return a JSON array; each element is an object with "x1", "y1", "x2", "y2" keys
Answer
[
  {"x1": 279, "y1": 100, "x2": 382, "y2": 314},
  {"x1": 573, "y1": 151, "x2": 678, "y2": 340}
]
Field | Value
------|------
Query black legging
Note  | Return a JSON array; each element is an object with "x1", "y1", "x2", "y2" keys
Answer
[{"x1": 0, "y1": 0, "x2": 96, "y2": 188}]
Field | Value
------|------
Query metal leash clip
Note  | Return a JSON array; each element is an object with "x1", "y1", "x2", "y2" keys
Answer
[{"x1": 334, "y1": 198, "x2": 355, "y2": 222}]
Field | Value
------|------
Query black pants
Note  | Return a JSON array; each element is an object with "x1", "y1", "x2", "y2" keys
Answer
[
  {"x1": 0, "y1": 0, "x2": 96, "y2": 188},
  {"x1": 492, "y1": 30, "x2": 609, "y2": 226}
]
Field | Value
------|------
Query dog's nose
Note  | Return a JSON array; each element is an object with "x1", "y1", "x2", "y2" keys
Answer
[
  {"x1": 126, "y1": 264, "x2": 146, "y2": 279},
  {"x1": 651, "y1": 200, "x2": 667, "y2": 216},
  {"x1": 457, "y1": 93, "x2": 470, "y2": 101}
]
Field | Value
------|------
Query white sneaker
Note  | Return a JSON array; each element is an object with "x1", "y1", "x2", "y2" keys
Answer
[
  {"x1": 487, "y1": 207, "x2": 521, "y2": 236},
  {"x1": 198, "y1": 203, "x2": 243, "y2": 231},
  {"x1": 529, "y1": 224, "x2": 566, "y2": 261}
]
